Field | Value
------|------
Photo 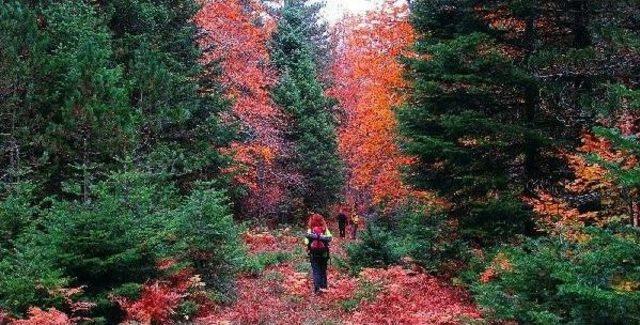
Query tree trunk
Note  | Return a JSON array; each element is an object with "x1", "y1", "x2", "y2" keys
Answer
[
  {"x1": 571, "y1": 0, "x2": 594, "y2": 125},
  {"x1": 632, "y1": 190, "x2": 640, "y2": 228},
  {"x1": 572, "y1": 0, "x2": 592, "y2": 49},
  {"x1": 83, "y1": 134, "x2": 90, "y2": 203},
  {"x1": 523, "y1": 10, "x2": 540, "y2": 190}
]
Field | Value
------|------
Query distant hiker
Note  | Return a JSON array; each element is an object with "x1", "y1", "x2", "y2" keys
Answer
[
  {"x1": 304, "y1": 213, "x2": 332, "y2": 294},
  {"x1": 350, "y1": 213, "x2": 360, "y2": 239},
  {"x1": 337, "y1": 211, "x2": 348, "y2": 238}
]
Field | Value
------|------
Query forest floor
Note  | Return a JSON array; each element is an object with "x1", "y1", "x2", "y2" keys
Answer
[{"x1": 196, "y1": 223, "x2": 482, "y2": 325}]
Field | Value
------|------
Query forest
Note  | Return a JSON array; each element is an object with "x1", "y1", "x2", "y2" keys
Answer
[{"x1": 1, "y1": 0, "x2": 639, "y2": 324}]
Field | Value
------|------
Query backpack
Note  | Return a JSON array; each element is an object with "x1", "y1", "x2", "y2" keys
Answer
[{"x1": 309, "y1": 226, "x2": 328, "y2": 252}]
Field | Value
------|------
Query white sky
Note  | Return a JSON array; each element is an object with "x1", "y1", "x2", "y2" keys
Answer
[{"x1": 321, "y1": 0, "x2": 386, "y2": 23}]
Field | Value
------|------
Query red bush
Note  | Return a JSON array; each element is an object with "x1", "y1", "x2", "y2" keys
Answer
[
  {"x1": 115, "y1": 282, "x2": 183, "y2": 324},
  {"x1": 11, "y1": 308, "x2": 71, "y2": 325},
  {"x1": 114, "y1": 264, "x2": 205, "y2": 324}
]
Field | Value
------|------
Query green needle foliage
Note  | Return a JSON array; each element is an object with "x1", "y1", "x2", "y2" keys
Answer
[
  {"x1": 270, "y1": 0, "x2": 344, "y2": 215},
  {"x1": 400, "y1": 0, "x2": 640, "y2": 244},
  {"x1": 472, "y1": 227, "x2": 640, "y2": 324},
  {"x1": 0, "y1": 1, "x2": 240, "y2": 321}
]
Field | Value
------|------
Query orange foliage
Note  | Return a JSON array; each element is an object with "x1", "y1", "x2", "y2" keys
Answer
[
  {"x1": 243, "y1": 231, "x2": 279, "y2": 253},
  {"x1": 195, "y1": 0, "x2": 296, "y2": 218},
  {"x1": 330, "y1": 1, "x2": 424, "y2": 210},
  {"x1": 117, "y1": 283, "x2": 184, "y2": 324},
  {"x1": 114, "y1": 260, "x2": 206, "y2": 324},
  {"x1": 526, "y1": 132, "x2": 638, "y2": 234},
  {"x1": 8, "y1": 287, "x2": 95, "y2": 324},
  {"x1": 11, "y1": 308, "x2": 71, "y2": 325},
  {"x1": 243, "y1": 228, "x2": 299, "y2": 254},
  {"x1": 479, "y1": 252, "x2": 513, "y2": 284},
  {"x1": 524, "y1": 191, "x2": 589, "y2": 234}
]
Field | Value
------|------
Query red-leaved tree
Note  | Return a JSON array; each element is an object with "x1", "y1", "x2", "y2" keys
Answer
[
  {"x1": 195, "y1": 0, "x2": 298, "y2": 219},
  {"x1": 329, "y1": 1, "x2": 427, "y2": 211}
]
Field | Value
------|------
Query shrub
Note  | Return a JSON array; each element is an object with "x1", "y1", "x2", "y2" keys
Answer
[
  {"x1": 347, "y1": 205, "x2": 464, "y2": 274},
  {"x1": 176, "y1": 300, "x2": 199, "y2": 321},
  {"x1": 36, "y1": 171, "x2": 181, "y2": 322},
  {"x1": 115, "y1": 282, "x2": 182, "y2": 324},
  {"x1": 395, "y1": 207, "x2": 464, "y2": 273},
  {"x1": 0, "y1": 236, "x2": 68, "y2": 316},
  {"x1": 472, "y1": 227, "x2": 640, "y2": 324},
  {"x1": 0, "y1": 171, "x2": 245, "y2": 322},
  {"x1": 462, "y1": 197, "x2": 535, "y2": 246},
  {"x1": 11, "y1": 307, "x2": 71, "y2": 325},
  {"x1": 170, "y1": 186, "x2": 243, "y2": 295},
  {"x1": 43, "y1": 171, "x2": 175, "y2": 292},
  {"x1": 339, "y1": 280, "x2": 381, "y2": 312},
  {"x1": 0, "y1": 183, "x2": 67, "y2": 316},
  {"x1": 0, "y1": 182, "x2": 39, "y2": 249},
  {"x1": 240, "y1": 251, "x2": 293, "y2": 276},
  {"x1": 347, "y1": 224, "x2": 401, "y2": 273}
]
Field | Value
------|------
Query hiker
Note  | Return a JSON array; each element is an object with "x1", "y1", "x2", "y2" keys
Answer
[
  {"x1": 304, "y1": 213, "x2": 332, "y2": 294},
  {"x1": 337, "y1": 211, "x2": 348, "y2": 238},
  {"x1": 350, "y1": 213, "x2": 360, "y2": 239}
]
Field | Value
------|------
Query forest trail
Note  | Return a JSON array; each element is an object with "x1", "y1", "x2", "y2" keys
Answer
[{"x1": 197, "y1": 223, "x2": 481, "y2": 325}]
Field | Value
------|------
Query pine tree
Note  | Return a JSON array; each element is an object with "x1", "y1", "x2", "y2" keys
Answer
[
  {"x1": 1, "y1": 1, "x2": 135, "y2": 200},
  {"x1": 401, "y1": 0, "x2": 547, "y2": 242},
  {"x1": 265, "y1": 0, "x2": 331, "y2": 75},
  {"x1": 502, "y1": 0, "x2": 640, "y2": 227},
  {"x1": 402, "y1": 0, "x2": 640, "y2": 241},
  {"x1": 585, "y1": 0, "x2": 640, "y2": 227},
  {"x1": 270, "y1": 0, "x2": 344, "y2": 214},
  {"x1": 104, "y1": 0, "x2": 233, "y2": 185},
  {"x1": 0, "y1": 0, "x2": 233, "y2": 197},
  {"x1": 0, "y1": 2, "x2": 45, "y2": 186},
  {"x1": 0, "y1": 1, "x2": 239, "y2": 319}
]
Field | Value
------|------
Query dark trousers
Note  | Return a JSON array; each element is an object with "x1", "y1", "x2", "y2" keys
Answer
[
  {"x1": 338, "y1": 222, "x2": 346, "y2": 237},
  {"x1": 310, "y1": 253, "x2": 328, "y2": 292}
]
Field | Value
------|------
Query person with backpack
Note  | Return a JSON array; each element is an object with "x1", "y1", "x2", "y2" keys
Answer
[
  {"x1": 337, "y1": 211, "x2": 348, "y2": 238},
  {"x1": 304, "y1": 213, "x2": 332, "y2": 294},
  {"x1": 350, "y1": 213, "x2": 360, "y2": 239}
]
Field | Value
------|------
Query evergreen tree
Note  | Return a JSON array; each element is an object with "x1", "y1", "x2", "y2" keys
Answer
[
  {"x1": 0, "y1": 2, "x2": 45, "y2": 185},
  {"x1": 0, "y1": 0, "x2": 233, "y2": 198},
  {"x1": 103, "y1": 0, "x2": 233, "y2": 185},
  {"x1": 401, "y1": 0, "x2": 542, "y2": 242},
  {"x1": 271, "y1": 0, "x2": 344, "y2": 214},
  {"x1": 401, "y1": 0, "x2": 640, "y2": 241},
  {"x1": 0, "y1": 0, "x2": 240, "y2": 320},
  {"x1": 1, "y1": 1, "x2": 134, "y2": 199},
  {"x1": 586, "y1": 1, "x2": 640, "y2": 226},
  {"x1": 265, "y1": 0, "x2": 331, "y2": 75}
]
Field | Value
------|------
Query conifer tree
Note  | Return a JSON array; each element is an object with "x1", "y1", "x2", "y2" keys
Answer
[
  {"x1": 1, "y1": 1, "x2": 134, "y2": 199},
  {"x1": 0, "y1": 3, "x2": 45, "y2": 185},
  {"x1": 402, "y1": 0, "x2": 640, "y2": 241},
  {"x1": 270, "y1": 0, "x2": 344, "y2": 214},
  {"x1": 401, "y1": 0, "x2": 541, "y2": 242},
  {"x1": 585, "y1": 1, "x2": 640, "y2": 226},
  {"x1": 0, "y1": 2, "x2": 239, "y2": 320},
  {"x1": 265, "y1": 0, "x2": 331, "y2": 75},
  {"x1": 104, "y1": 0, "x2": 232, "y2": 184},
  {"x1": 0, "y1": 0, "x2": 233, "y2": 197}
]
